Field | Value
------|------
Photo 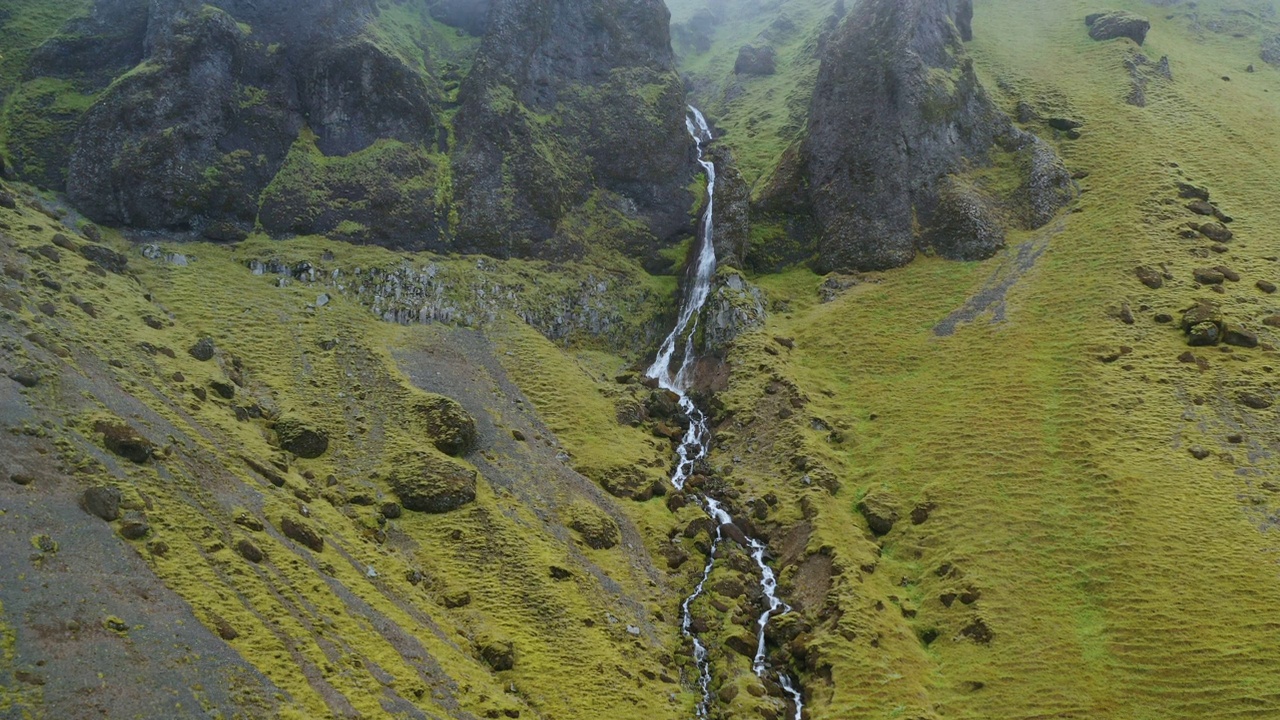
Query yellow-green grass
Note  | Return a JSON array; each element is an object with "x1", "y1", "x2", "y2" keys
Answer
[{"x1": 704, "y1": 0, "x2": 1280, "y2": 717}]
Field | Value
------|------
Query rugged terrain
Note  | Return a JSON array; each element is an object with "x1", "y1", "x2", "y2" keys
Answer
[{"x1": 4, "y1": 0, "x2": 1280, "y2": 718}]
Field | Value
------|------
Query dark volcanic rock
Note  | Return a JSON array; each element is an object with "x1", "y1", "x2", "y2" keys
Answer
[
  {"x1": 274, "y1": 415, "x2": 329, "y2": 459},
  {"x1": 388, "y1": 451, "x2": 478, "y2": 513},
  {"x1": 1135, "y1": 266, "x2": 1163, "y2": 289},
  {"x1": 857, "y1": 486, "x2": 900, "y2": 536},
  {"x1": 82, "y1": 486, "x2": 122, "y2": 521},
  {"x1": 188, "y1": 337, "x2": 216, "y2": 362},
  {"x1": 734, "y1": 45, "x2": 777, "y2": 75},
  {"x1": 1198, "y1": 222, "x2": 1233, "y2": 243},
  {"x1": 95, "y1": 420, "x2": 153, "y2": 463},
  {"x1": 451, "y1": 0, "x2": 691, "y2": 260},
  {"x1": 280, "y1": 515, "x2": 324, "y2": 552},
  {"x1": 789, "y1": 0, "x2": 1073, "y2": 272},
  {"x1": 1088, "y1": 11, "x2": 1150, "y2": 45},
  {"x1": 1224, "y1": 327, "x2": 1258, "y2": 348}
]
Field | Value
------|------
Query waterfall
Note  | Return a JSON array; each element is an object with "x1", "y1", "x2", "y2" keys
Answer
[{"x1": 646, "y1": 106, "x2": 804, "y2": 720}]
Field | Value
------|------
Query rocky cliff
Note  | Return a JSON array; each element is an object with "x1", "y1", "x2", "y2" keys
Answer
[
  {"x1": 451, "y1": 0, "x2": 694, "y2": 262},
  {"x1": 758, "y1": 0, "x2": 1074, "y2": 271}
]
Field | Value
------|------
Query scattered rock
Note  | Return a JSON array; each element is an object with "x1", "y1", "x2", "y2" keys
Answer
[
  {"x1": 1154, "y1": 313, "x2": 1173, "y2": 324},
  {"x1": 118, "y1": 512, "x2": 150, "y2": 540},
  {"x1": 549, "y1": 565, "x2": 572, "y2": 580},
  {"x1": 414, "y1": 395, "x2": 478, "y2": 457},
  {"x1": 734, "y1": 45, "x2": 776, "y2": 76},
  {"x1": 202, "y1": 220, "x2": 249, "y2": 244},
  {"x1": 1188, "y1": 445, "x2": 1211, "y2": 460},
  {"x1": 566, "y1": 503, "x2": 621, "y2": 549},
  {"x1": 8, "y1": 366, "x2": 40, "y2": 388},
  {"x1": 1224, "y1": 327, "x2": 1258, "y2": 348},
  {"x1": 51, "y1": 233, "x2": 78, "y2": 251},
  {"x1": 1258, "y1": 281, "x2": 1276, "y2": 294},
  {"x1": 380, "y1": 502, "x2": 402, "y2": 520},
  {"x1": 1135, "y1": 266, "x2": 1163, "y2": 289},
  {"x1": 442, "y1": 589, "x2": 472, "y2": 608},
  {"x1": 857, "y1": 486, "x2": 900, "y2": 536},
  {"x1": 94, "y1": 420, "x2": 153, "y2": 463},
  {"x1": 1187, "y1": 322, "x2": 1221, "y2": 346},
  {"x1": 910, "y1": 502, "x2": 935, "y2": 525},
  {"x1": 1239, "y1": 392, "x2": 1273, "y2": 410},
  {"x1": 1119, "y1": 303, "x2": 1135, "y2": 325},
  {"x1": 388, "y1": 451, "x2": 478, "y2": 513},
  {"x1": 1047, "y1": 117, "x2": 1082, "y2": 131},
  {"x1": 10, "y1": 473, "x2": 35, "y2": 486},
  {"x1": 274, "y1": 415, "x2": 329, "y2": 459},
  {"x1": 1213, "y1": 266, "x2": 1240, "y2": 282},
  {"x1": 1186, "y1": 200, "x2": 1215, "y2": 215},
  {"x1": 478, "y1": 636, "x2": 515, "y2": 671},
  {"x1": 1265, "y1": 315, "x2": 1280, "y2": 328},
  {"x1": 81, "y1": 486, "x2": 122, "y2": 521},
  {"x1": 79, "y1": 244, "x2": 128, "y2": 274},
  {"x1": 280, "y1": 515, "x2": 324, "y2": 552},
  {"x1": 35, "y1": 245, "x2": 61, "y2": 263},
  {"x1": 188, "y1": 337, "x2": 216, "y2": 361},
  {"x1": 1088, "y1": 11, "x2": 1149, "y2": 44},
  {"x1": 1192, "y1": 268, "x2": 1224, "y2": 285},
  {"x1": 959, "y1": 618, "x2": 994, "y2": 644},
  {"x1": 1197, "y1": 222, "x2": 1233, "y2": 243},
  {"x1": 235, "y1": 538, "x2": 265, "y2": 563}
]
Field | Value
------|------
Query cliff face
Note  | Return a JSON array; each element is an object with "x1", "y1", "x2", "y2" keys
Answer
[
  {"x1": 451, "y1": 0, "x2": 693, "y2": 261},
  {"x1": 3, "y1": 0, "x2": 695, "y2": 261},
  {"x1": 764, "y1": 0, "x2": 1073, "y2": 272}
]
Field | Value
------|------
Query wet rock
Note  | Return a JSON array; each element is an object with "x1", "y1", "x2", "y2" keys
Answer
[
  {"x1": 1135, "y1": 266, "x2": 1163, "y2": 289},
  {"x1": 388, "y1": 450, "x2": 478, "y2": 513},
  {"x1": 566, "y1": 504, "x2": 620, "y2": 550},
  {"x1": 1087, "y1": 11, "x2": 1149, "y2": 45},
  {"x1": 280, "y1": 515, "x2": 323, "y2": 552},
  {"x1": 1198, "y1": 222, "x2": 1233, "y2": 243},
  {"x1": 1193, "y1": 268, "x2": 1224, "y2": 285},
  {"x1": 1224, "y1": 327, "x2": 1258, "y2": 348},
  {"x1": 188, "y1": 337, "x2": 216, "y2": 361},
  {"x1": 235, "y1": 538, "x2": 265, "y2": 563},
  {"x1": 857, "y1": 486, "x2": 900, "y2": 536},
  {"x1": 8, "y1": 366, "x2": 40, "y2": 388},
  {"x1": 79, "y1": 244, "x2": 128, "y2": 274},
  {"x1": 413, "y1": 395, "x2": 478, "y2": 456},
  {"x1": 82, "y1": 486, "x2": 122, "y2": 521},
  {"x1": 1239, "y1": 392, "x2": 1273, "y2": 410},
  {"x1": 274, "y1": 415, "x2": 329, "y2": 458},
  {"x1": 734, "y1": 45, "x2": 776, "y2": 75},
  {"x1": 94, "y1": 420, "x2": 153, "y2": 463}
]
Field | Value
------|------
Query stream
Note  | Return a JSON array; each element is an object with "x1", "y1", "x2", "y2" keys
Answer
[{"x1": 645, "y1": 106, "x2": 804, "y2": 720}]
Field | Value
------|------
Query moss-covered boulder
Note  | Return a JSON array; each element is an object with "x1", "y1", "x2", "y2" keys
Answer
[
  {"x1": 413, "y1": 395, "x2": 478, "y2": 457},
  {"x1": 279, "y1": 514, "x2": 324, "y2": 552},
  {"x1": 388, "y1": 451, "x2": 478, "y2": 513},
  {"x1": 1087, "y1": 11, "x2": 1150, "y2": 46},
  {"x1": 565, "y1": 503, "x2": 621, "y2": 549},
  {"x1": 94, "y1": 419, "x2": 153, "y2": 463},
  {"x1": 858, "y1": 486, "x2": 901, "y2": 536},
  {"x1": 274, "y1": 415, "x2": 329, "y2": 459}
]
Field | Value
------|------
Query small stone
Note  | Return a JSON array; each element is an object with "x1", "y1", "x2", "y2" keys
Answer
[
  {"x1": 1213, "y1": 266, "x2": 1241, "y2": 282},
  {"x1": 119, "y1": 513, "x2": 150, "y2": 540},
  {"x1": 1118, "y1": 303, "x2": 1135, "y2": 324},
  {"x1": 50, "y1": 233, "x2": 78, "y2": 251},
  {"x1": 82, "y1": 486, "x2": 122, "y2": 521},
  {"x1": 511, "y1": 429, "x2": 526, "y2": 442},
  {"x1": 380, "y1": 502, "x2": 403, "y2": 520},
  {"x1": 1198, "y1": 222, "x2": 1233, "y2": 243},
  {"x1": 549, "y1": 565, "x2": 572, "y2": 580},
  {"x1": 274, "y1": 415, "x2": 329, "y2": 458},
  {"x1": 1257, "y1": 281, "x2": 1276, "y2": 294},
  {"x1": 1154, "y1": 313, "x2": 1173, "y2": 324},
  {"x1": 1238, "y1": 392, "x2": 1273, "y2": 410},
  {"x1": 95, "y1": 420, "x2": 153, "y2": 463},
  {"x1": 35, "y1": 245, "x2": 61, "y2": 263},
  {"x1": 1186, "y1": 200, "x2": 1215, "y2": 215},
  {"x1": 1188, "y1": 445, "x2": 1211, "y2": 460},
  {"x1": 280, "y1": 515, "x2": 323, "y2": 552},
  {"x1": 209, "y1": 380, "x2": 235, "y2": 399},
  {"x1": 1227, "y1": 433, "x2": 1244, "y2": 444},
  {"x1": 442, "y1": 589, "x2": 471, "y2": 608},
  {"x1": 188, "y1": 337, "x2": 216, "y2": 361},
  {"x1": 80, "y1": 245, "x2": 127, "y2": 274},
  {"x1": 1188, "y1": 322, "x2": 1221, "y2": 346},
  {"x1": 10, "y1": 473, "x2": 35, "y2": 486}
]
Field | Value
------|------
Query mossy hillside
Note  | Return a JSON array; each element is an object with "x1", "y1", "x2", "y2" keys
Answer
[
  {"x1": 0, "y1": 76, "x2": 100, "y2": 188},
  {"x1": 0, "y1": 0, "x2": 91, "y2": 96},
  {"x1": 0, "y1": 198, "x2": 695, "y2": 718},
  {"x1": 702, "y1": 0, "x2": 1280, "y2": 716}
]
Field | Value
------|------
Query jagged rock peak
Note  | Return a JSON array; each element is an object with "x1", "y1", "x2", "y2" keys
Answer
[{"x1": 790, "y1": 0, "x2": 1072, "y2": 272}]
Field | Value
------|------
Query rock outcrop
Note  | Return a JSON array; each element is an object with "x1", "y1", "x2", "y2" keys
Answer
[
  {"x1": 388, "y1": 450, "x2": 479, "y2": 513},
  {"x1": 761, "y1": 0, "x2": 1073, "y2": 272},
  {"x1": 450, "y1": 0, "x2": 693, "y2": 261},
  {"x1": 1087, "y1": 11, "x2": 1150, "y2": 45}
]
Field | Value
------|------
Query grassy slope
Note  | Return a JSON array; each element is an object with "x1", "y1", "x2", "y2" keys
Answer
[{"x1": 708, "y1": 0, "x2": 1280, "y2": 716}]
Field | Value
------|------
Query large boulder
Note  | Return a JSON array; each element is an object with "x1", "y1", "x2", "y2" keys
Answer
[
  {"x1": 274, "y1": 415, "x2": 329, "y2": 459},
  {"x1": 1087, "y1": 11, "x2": 1150, "y2": 45},
  {"x1": 413, "y1": 395, "x2": 478, "y2": 457},
  {"x1": 778, "y1": 0, "x2": 1073, "y2": 272},
  {"x1": 565, "y1": 503, "x2": 621, "y2": 549},
  {"x1": 94, "y1": 419, "x2": 153, "y2": 463},
  {"x1": 388, "y1": 451, "x2": 478, "y2": 513},
  {"x1": 734, "y1": 45, "x2": 777, "y2": 76}
]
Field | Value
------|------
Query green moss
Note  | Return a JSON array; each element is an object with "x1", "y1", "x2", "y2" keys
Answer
[
  {"x1": 0, "y1": 0, "x2": 92, "y2": 95},
  {"x1": 0, "y1": 76, "x2": 100, "y2": 187}
]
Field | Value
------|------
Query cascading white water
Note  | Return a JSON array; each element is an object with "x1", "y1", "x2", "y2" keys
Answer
[{"x1": 647, "y1": 106, "x2": 803, "y2": 720}]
